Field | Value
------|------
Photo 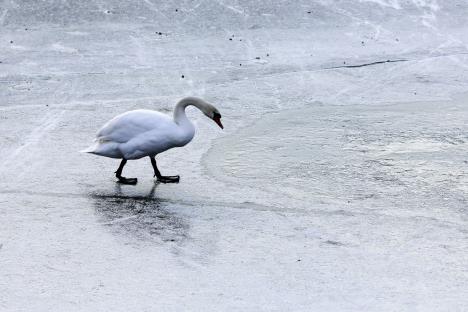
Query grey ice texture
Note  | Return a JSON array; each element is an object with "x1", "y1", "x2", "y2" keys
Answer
[{"x1": 1, "y1": 0, "x2": 468, "y2": 311}]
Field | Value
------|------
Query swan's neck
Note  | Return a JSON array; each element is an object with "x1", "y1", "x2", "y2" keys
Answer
[{"x1": 173, "y1": 97, "x2": 205, "y2": 127}]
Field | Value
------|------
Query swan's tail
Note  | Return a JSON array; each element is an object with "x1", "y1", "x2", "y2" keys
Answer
[
  {"x1": 80, "y1": 141, "x2": 122, "y2": 158},
  {"x1": 80, "y1": 145, "x2": 97, "y2": 154}
]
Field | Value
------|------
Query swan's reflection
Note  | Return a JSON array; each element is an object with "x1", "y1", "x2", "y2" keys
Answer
[{"x1": 91, "y1": 183, "x2": 189, "y2": 243}]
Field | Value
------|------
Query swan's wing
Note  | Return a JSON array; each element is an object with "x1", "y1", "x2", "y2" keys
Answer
[
  {"x1": 119, "y1": 128, "x2": 182, "y2": 159},
  {"x1": 96, "y1": 109, "x2": 173, "y2": 144}
]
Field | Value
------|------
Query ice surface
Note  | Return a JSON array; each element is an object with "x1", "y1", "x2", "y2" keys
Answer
[{"x1": 1, "y1": 1, "x2": 468, "y2": 311}]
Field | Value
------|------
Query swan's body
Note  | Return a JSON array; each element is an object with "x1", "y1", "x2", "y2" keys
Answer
[
  {"x1": 82, "y1": 97, "x2": 223, "y2": 184},
  {"x1": 84, "y1": 109, "x2": 195, "y2": 159}
]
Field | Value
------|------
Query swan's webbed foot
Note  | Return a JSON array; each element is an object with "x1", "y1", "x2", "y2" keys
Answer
[
  {"x1": 156, "y1": 175, "x2": 180, "y2": 183},
  {"x1": 150, "y1": 156, "x2": 180, "y2": 183},
  {"x1": 117, "y1": 177, "x2": 138, "y2": 185},
  {"x1": 115, "y1": 159, "x2": 137, "y2": 184}
]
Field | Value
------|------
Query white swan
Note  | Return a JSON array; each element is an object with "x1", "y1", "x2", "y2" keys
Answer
[{"x1": 82, "y1": 97, "x2": 223, "y2": 184}]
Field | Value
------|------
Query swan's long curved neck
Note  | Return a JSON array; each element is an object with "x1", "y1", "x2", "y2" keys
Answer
[{"x1": 173, "y1": 97, "x2": 206, "y2": 126}]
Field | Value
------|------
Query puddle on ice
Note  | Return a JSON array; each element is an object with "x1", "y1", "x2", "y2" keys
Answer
[
  {"x1": 91, "y1": 183, "x2": 189, "y2": 243},
  {"x1": 205, "y1": 100, "x2": 468, "y2": 218}
]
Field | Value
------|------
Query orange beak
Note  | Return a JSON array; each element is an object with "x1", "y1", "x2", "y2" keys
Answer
[{"x1": 213, "y1": 116, "x2": 224, "y2": 129}]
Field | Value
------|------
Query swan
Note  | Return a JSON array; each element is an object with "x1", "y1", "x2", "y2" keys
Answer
[{"x1": 82, "y1": 97, "x2": 223, "y2": 184}]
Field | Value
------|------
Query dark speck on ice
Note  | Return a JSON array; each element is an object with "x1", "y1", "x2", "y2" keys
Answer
[{"x1": 325, "y1": 240, "x2": 344, "y2": 246}]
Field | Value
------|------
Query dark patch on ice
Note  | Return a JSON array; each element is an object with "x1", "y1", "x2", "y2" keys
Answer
[
  {"x1": 324, "y1": 240, "x2": 344, "y2": 246},
  {"x1": 91, "y1": 183, "x2": 189, "y2": 243},
  {"x1": 326, "y1": 59, "x2": 407, "y2": 69}
]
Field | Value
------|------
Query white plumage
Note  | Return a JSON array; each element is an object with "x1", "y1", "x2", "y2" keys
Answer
[{"x1": 83, "y1": 109, "x2": 194, "y2": 159}]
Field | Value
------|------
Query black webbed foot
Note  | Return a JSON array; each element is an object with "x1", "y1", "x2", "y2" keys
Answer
[
  {"x1": 150, "y1": 157, "x2": 179, "y2": 183},
  {"x1": 156, "y1": 175, "x2": 180, "y2": 183},
  {"x1": 115, "y1": 159, "x2": 137, "y2": 184},
  {"x1": 117, "y1": 177, "x2": 138, "y2": 185}
]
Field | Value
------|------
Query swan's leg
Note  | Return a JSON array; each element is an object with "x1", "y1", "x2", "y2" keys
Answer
[
  {"x1": 150, "y1": 156, "x2": 180, "y2": 183},
  {"x1": 115, "y1": 158, "x2": 138, "y2": 184}
]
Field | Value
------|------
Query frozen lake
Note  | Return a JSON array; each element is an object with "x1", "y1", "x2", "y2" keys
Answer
[{"x1": 1, "y1": 1, "x2": 467, "y2": 311}]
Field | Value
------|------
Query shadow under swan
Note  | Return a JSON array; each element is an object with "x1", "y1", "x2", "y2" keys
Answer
[{"x1": 90, "y1": 183, "x2": 189, "y2": 243}]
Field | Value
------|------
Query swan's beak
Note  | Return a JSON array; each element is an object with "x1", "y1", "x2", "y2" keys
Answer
[{"x1": 213, "y1": 116, "x2": 224, "y2": 129}]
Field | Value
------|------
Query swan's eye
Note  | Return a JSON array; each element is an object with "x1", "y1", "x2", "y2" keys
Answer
[{"x1": 213, "y1": 112, "x2": 221, "y2": 119}]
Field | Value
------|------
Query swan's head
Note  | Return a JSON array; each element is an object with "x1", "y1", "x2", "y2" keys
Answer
[
  {"x1": 177, "y1": 97, "x2": 224, "y2": 129},
  {"x1": 200, "y1": 102, "x2": 223, "y2": 129}
]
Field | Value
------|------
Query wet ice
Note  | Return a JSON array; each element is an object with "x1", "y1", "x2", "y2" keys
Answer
[{"x1": 1, "y1": 1, "x2": 468, "y2": 311}]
